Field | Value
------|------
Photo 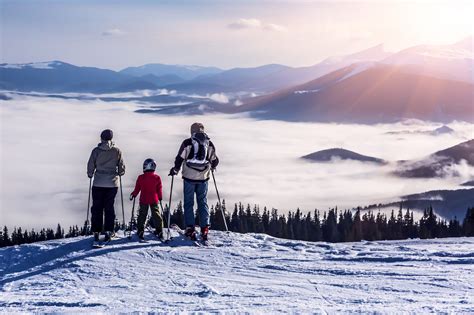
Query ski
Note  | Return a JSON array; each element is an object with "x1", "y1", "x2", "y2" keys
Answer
[
  {"x1": 145, "y1": 226, "x2": 169, "y2": 243},
  {"x1": 92, "y1": 241, "x2": 103, "y2": 248},
  {"x1": 169, "y1": 224, "x2": 207, "y2": 247},
  {"x1": 91, "y1": 232, "x2": 117, "y2": 248}
]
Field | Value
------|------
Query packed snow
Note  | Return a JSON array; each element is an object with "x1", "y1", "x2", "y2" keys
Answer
[{"x1": 0, "y1": 232, "x2": 473, "y2": 313}]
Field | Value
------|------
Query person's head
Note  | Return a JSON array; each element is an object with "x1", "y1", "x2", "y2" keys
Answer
[
  {"x1": 143, "y1": 158, "x2": 156, "y2": 173},
  {"x1": 100, "y1": 129, "x2": 113, "y2": 141},
  {"x1": 190, "y1": 122, "x2": 204, "y2": 135}
]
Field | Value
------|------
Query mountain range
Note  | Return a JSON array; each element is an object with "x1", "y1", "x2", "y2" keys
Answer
[
  {"x1": 1, "y1": 37, "x2": 472, "y2": 123},
  {"x1": 236, "y1": 63, "x2": 474, "y2": 123}
]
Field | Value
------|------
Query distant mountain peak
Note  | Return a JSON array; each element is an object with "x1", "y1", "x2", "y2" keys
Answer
[
  {"x1": 120, "y1": 63, "x2": 223, "y2": 80},
  {"x1": 432, "y1": 125, "x2": 455, "y2": 135},
  {"x1": 302, "y1": 148, "x2": 386, "y2": 164},
  {"x1": 350, "y1": 43, "x2": 385, "y2": 56},
  {"x1": 322, "y1": 43, "x2": 391, "y2": 65}
]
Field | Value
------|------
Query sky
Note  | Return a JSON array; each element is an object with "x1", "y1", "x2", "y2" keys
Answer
[{"x1": 0, "y1": 0, "x2": 473, "y2": 70}]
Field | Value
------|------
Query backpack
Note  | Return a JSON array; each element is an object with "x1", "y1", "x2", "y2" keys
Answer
[{"x1": 186, "y1": 132, "x2": 210, "y2": 171}]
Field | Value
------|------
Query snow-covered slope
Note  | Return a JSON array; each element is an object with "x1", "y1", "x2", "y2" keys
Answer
[{"x1": 1, "y1": 231, "x2": 473, "y2": 313}]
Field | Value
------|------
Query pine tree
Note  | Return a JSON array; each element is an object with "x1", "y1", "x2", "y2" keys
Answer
[
  {"x1": 322, "y1": 209, "x2": 338, "y2": 242},
  {"x1": 55, "y1": 224, "x2": 64, "y2": 239},
  {"x1": 230, "y1": 203, "x2": 240, "y2": 232},
  {"x1": 463, "y1": 207, "x2": 474, "y2": 236},
  {"x1": 351, "y1": 210, "x2": 363, "y2": 242},
  {"x1": 170, "y1": 201, "x2": 184, "y2": 228},
  {"x1": 251, "y1": 205, "x2": 263, "y2": 233},
  {"x1": 238, "y1": 203, "x2": 248, "y2": 233},
  {"x1": 268, "y1": 208, "x2": 279, "y2": 237},
  {"x1": 403, "y1": 208, "x2": 414, "y2": 239},
  {"x1": 261, "y1": 207, "x2": 270, "y2": 233},
  {"x1": 311, "y1": 210, "x2": 322, "y2": 242},
  {"x1": 2, "y1": 226, "x2": 11, "y2": 247}
]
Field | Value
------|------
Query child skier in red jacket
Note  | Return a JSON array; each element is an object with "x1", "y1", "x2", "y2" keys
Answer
[{"x1": 130, "y1": 158, "x2": 163, "y2": 241}]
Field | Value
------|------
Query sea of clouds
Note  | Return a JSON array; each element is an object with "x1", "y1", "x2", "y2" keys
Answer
[{"x1": 1, "y1": 94, "x2": 473, "y2": 229}]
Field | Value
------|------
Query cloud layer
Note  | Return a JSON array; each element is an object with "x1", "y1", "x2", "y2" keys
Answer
[
  {"x1": 1, "y1": 95, "x2": 473, "y2": 230},
  {"x1": 101, "y1": 28, "x2": 125, "y2": 37},
  {"x1": 228, "y1": 18, "x2": 287, "y2": 32}
]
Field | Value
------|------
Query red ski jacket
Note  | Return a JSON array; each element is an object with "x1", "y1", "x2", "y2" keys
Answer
[{"x1": 131, "y1": 172, "x2": 163, "y2": 204}]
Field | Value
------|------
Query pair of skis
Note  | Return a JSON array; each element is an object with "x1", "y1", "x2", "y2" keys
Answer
[
  {"x1": 170, "y1": 224, "x2": 211, "y2": 247},
  {"x1": 92, "y1": 233, "x2": 116, "y2": 248}
]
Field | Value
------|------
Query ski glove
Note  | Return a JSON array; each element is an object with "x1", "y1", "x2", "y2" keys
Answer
[
  {"x1": 129, "y1": 194, "x2": 135, "y2": 201},
  {"x1": 168, "y1": 167, "x2": 178, "y2": 176}
]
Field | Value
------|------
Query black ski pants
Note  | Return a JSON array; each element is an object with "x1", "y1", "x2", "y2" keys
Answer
[{"x1": 91, "y1": 186, "x2": 118, "y2": 233}]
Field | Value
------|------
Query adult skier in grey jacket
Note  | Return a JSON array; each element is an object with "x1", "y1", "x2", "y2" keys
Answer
[
  {"x1": 169, "y1": 122, "x2": 219, "y2": 241},
  {"x1": 87, "y1": 129, "x2": 125, "y2": 242}
]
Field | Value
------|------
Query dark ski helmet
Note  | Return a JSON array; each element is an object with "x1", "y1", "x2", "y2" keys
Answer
[
  {"x1": 143, "y1": 158, "x2": 156, "y2": 172},
  {"x1": 190, "y1": 122, "x2": 204, "y2": 135},
  {"x1": 100, "y1": 129, "x2": 113, "y2": 141}
]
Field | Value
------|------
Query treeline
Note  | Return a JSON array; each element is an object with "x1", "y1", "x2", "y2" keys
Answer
[
  {"x1": 2, "y1": 202, "x2": 474, "y2": 248},
  {"x1": 0, "y1": 224, "x2": 85, "y2": 247},
  {"x1": 166, "y1": 202, "x2": 474, "y2": 242}
]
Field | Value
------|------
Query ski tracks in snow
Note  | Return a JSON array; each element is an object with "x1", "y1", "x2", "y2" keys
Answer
[{"x1": 0, "y1": 232, "x2": 473, "y2": 313}]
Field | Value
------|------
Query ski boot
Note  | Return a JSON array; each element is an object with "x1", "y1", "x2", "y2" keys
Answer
[
  {"x1": 201, "y1": 226, "x2": 209, "y2": 242},
  {"x1": 104, "y1": 231, "x2": 114, "y2": 242},
  {"x1": 185, "y1": 226, "x2": 197, "y2": 241},
  {"x1": 154, "y1": 230, "x2": 164, "y2": 240},
  {"x1": 138, "y1": 231, "x2": 145, "y2": 242},
  {"x1": 92, "y1": 232, "x2": 102, "y2": 248}
]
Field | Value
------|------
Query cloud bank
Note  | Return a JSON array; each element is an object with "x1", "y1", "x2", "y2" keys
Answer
[
  {"x1": 1, "y1": 95, "x2": 473, "y2": 230},
  {"x1": 101, "y1": 28, "x2": 125, "y2": 37}
]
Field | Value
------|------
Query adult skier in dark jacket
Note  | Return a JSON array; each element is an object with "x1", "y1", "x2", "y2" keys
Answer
[
  {"x1": 87, "y1": 129, "x2": 125, "y2": 242},
  {"x1": 169, "y1": 123, "x2": 219, "y2": 241}
]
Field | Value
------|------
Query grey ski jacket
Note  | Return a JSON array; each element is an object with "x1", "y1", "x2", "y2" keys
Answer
[{"x1": 87, "y1": 141, "x2": 125, "y2": 188}]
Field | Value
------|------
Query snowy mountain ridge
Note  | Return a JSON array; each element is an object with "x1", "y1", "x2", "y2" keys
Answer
[
  {"x1": 1, "y1": 230, "x2": 473, "y2": 313},
  {"x1": 0, "y1": 61, "x2": 64, "y2": 69}
]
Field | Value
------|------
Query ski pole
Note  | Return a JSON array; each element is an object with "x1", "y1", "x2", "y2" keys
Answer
[
  {"x1": 212, "y1": 170, "x2": 228, "y2": 232},
  {"x1": 128, "y1": 197, "x2": 136, "y2": 239},
  {"x1": 86, "y1": 177, "x2": 92, "y2": 233},
  {"x1": 159, "y1": 200, "x2": 170, "y2": 241},
  {"x1": 159, "y1": 200, "x2": 167, "y2": 228},
  {"x1": 119, "y1": 175, "x2": 126, "y2": 235},
  {"x1": 167, "y1": 175, "x2": 174, "y2": 240}
]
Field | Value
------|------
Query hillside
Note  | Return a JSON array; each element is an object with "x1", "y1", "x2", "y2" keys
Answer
[
  {"x1": 396, "y1": 139, "x2": 474, "y2": 178},
  {"x1": 302, "y1": 148, "x2": 386, "y2": 164},
  {"x1": 1, "y1": 231, "x2": 473, "y2": 313},
  {"x1": 238, "y1": 64, "x2": 474, "y2": 123},
  {"x1": 399, "y1": 188, "x2": 474, "y2": 219}
]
